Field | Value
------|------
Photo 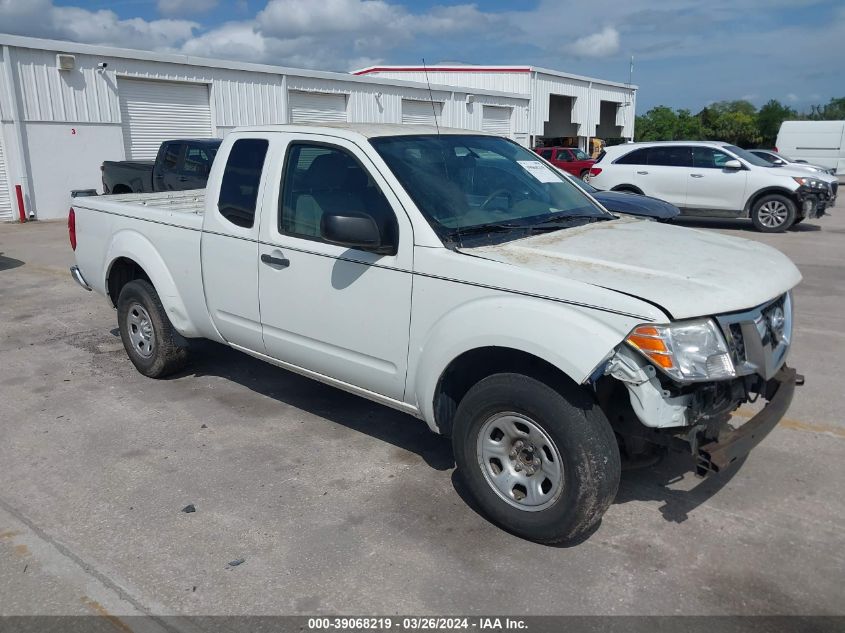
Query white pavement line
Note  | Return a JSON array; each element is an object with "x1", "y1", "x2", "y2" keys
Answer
[{"x1": 0, "y1": 496, "x2": 186, "y2": 631}]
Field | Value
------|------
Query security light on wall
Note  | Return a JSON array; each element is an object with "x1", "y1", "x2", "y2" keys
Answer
[
  {"x1": 466, "y1": 94, "x2": 475, "y2": 104},
  {"x1": 56, "y1": 54, "x2": 76, "y2": 71}
]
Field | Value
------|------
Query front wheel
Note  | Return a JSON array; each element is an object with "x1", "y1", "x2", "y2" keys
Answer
[
  {"x1": 751, "y1": 194, "x2": 796, "y2": 232},
  {"x1": 452, "y1": 373, "x2": 621, "y2": 544}
]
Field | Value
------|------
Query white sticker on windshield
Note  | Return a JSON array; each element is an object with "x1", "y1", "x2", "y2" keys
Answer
[{"x1": 517, "y1": 160, "x2": 560, "y2": 183}]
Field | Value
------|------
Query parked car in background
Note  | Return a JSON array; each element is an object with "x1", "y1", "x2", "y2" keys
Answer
[
  {"x1": 749, "y1": 149, "x2": 835, "y2": 175},
  {"x1": 562, "y1": 172, "x2": 680, "y2": 221},
  {"x1": 749, "y1": 149, "x2": 838, "y2": 204},
  {"x1": 776, "y1": 120, "x2": 844, "y2": 175},
  {"x1": 69, "y1": 123, "x2": 803, "y2": 544},
  {"x1": 533, "y1": 146, "x2": 595, "y2": 179},
  {"x1": 102, "y1": 139, "x2": 221, "y2": 194},
  {"x1": 588, "y1": 141, "x2": 833, "y2": 232}
]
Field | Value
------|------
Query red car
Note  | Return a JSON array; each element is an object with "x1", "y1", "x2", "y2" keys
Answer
[{"x1": 533, "y1": 146, "x2": 596, "y2": 179}]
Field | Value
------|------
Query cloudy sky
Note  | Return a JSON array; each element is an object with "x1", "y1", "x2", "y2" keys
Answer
[{"x1": 1, "y1": 0, "x2": 843, "y2": 112}]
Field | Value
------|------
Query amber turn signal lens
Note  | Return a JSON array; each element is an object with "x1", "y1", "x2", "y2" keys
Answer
[{"x1": 626, "y1": 325, "x2": 674, "y2": 369}]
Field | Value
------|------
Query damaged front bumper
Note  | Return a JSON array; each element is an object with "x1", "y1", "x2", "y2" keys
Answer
[
  {"x1": 695, "y1": 366, "x2": 803, "y2": 475},
  {"x1": 796, "y1": 185, "x2": 832, "y2": 218},
  {"x1": 601, "y1": 344, "x2": 804, "y2": 477}
]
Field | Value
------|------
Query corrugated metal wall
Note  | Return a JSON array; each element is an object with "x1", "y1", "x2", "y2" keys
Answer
[
  {"x1": 362, "y1": 70, "x2": 532, "y2": 95},
  {"x1": 0, "y1": 47, "x2": 12, "y2": 122}
]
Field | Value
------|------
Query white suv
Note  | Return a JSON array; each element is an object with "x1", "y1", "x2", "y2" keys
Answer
[{"x1": 588, "y1": 141, "x2": 833, "y2": 231}]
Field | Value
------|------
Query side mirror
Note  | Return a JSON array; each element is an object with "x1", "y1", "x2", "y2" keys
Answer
[
  {"x1": 321, "y1": 211, "x2": 393, "y2": 254},
  {"x1": 774, "y1": 159, "x2": 786, "y2": 165},
  {"x1": 723, "y1": 159, "x2": 742, "y2": 170}
]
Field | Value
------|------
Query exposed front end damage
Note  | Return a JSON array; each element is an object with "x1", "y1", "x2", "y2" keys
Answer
[{"x1": 595, "y1": 293, "x2": 804, "y2": 476}]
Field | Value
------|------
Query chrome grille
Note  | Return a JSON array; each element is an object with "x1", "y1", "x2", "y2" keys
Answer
[{"x1": 715, "y1": 292, "x2": 792, "y2": 380}]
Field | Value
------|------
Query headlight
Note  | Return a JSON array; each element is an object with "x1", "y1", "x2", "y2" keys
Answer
[
  {"x1": 625, "y1": 319, "x2": 735, "y2": 382},
  {"x1": 793, "y1": 176, "x2": 824, "y2": 189}
]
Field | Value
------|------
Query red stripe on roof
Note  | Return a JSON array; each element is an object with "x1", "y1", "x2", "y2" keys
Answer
[{"x1": 352, "y1": 66, "x2": 531, "y2": 75}]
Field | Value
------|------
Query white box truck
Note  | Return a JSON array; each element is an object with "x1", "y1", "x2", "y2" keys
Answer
[{"x1": 776, "y1": 120, "x2": 845, "y2": 175}]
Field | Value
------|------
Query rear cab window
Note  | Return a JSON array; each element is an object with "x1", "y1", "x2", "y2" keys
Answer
[
  {"x1": 161, "y1": 143, "x2": 182, "y2": 171},
  {"x1": 182, "y1": 145, "x2": 213, "y2": 176},
  {"x1": 217, "y1": 138, "x2": 269, "y2": 229}
]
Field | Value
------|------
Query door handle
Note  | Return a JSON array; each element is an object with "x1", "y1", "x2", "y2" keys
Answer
[
  {"x1": 691, "y1": 173, "x2": 704, "y2": 178},
  {"x1": 261, "y1": 253, "x2": 290, "y2": 268},
  {"x1": 636, "y1": 170, "x2": 648, "y2": 175},
  {"x1": 178, "y1": 176, "x2": 188, "y2": 182}
]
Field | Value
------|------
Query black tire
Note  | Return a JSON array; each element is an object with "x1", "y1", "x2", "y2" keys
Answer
[
  {"x1": 117, "y1": 279, "x2": 188, "y2": 378},
  {"x1": 793, "y1": 216, "x2": 805, "y2": 225},
  {"x1": 751, "y1": 194, "x2": 796, "y2": 232},
  {"x1": 579, "y1": 169, "x2": 590, "y2": 180},
  {"x1": 452, "y1": 373, "x2": 620, "y2": 544}
]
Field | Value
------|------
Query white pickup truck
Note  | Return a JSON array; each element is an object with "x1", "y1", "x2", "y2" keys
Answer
[{"x1": 69, "y1": 123, "x2": 803, "y2": 543}]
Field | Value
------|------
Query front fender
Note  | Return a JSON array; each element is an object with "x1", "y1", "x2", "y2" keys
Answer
[
  {"x1": 105, "y1": 229, "x2": 200, "y2": 337},
  {"x1": 410, "y1": 295, "x2": 640, "y2": 429}
]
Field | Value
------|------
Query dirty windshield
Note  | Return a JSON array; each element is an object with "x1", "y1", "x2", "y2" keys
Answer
[{"x1": 370, "y1": 134, "x2": 612, "y2": 246}]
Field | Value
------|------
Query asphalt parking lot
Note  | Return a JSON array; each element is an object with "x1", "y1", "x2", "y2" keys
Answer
[{"x1": 1, "y1": 199, "x2": 844, "y2": 621}]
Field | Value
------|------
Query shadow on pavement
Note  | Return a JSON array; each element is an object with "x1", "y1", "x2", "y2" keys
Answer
[
  {"x1": 0, "y1": 253, "x2": 25, "y2": 271},
  {"x1": 180, "y1": 339, "x2": 455, "y2": 472},
  {"x1": 614, "y1": 451, "x2": 747, "y2": 523},
  {"x1": 163, "y1": 337, "x2": 745, "y2": 537}
]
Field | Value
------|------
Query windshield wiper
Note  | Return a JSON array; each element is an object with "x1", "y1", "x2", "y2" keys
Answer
[{"x1": 530, "y1": 214, "x2": 614, "y2": 228}]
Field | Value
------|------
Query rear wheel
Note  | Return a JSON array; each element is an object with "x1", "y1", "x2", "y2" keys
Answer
[
  {"x1": 751, "y1": 194, "x2": 796, "y2": 232},
  {"x1": 117, "y1": 279, "x2": 188, "y2": 378},
  {"x1": 452, "y1": 373, "x2": 620, "y2": 544},
  {"x1": 579, "y1": 169, "x2": 590, "y2": 180}
]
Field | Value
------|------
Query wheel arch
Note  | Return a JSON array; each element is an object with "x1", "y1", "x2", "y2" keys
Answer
[
  {"x1": 410, "y1": 295, "x2": 636, "y2": 435},
  {"x1": 432, "y1": 346, "x2": 590, "y2": 437},
  {"x1": 744, "y1": 187, "x2": 799, "y2": 217},
  {"x1": 611, "y1": 184, "x2": 644, "y2": 195},
  {"x1": 104, "y1": 230, "x2": 200, "y2": 337}
]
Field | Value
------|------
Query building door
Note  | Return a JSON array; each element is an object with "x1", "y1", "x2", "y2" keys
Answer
[
  {"x1": 481, "y1": 106, "x2": 512, "y2": 137},
  {"x1": 401, "y1": 99, "x2": 443, "y2": 125},
  {"x1": 0, "y1": 132, "x2": 12, "y2": 221},
  {"x1": 118, "y1": 79, "x2": 213, "y2": 160},
  {"x1": 288, "y1": 92, "x2": 348, "y2": 123}
]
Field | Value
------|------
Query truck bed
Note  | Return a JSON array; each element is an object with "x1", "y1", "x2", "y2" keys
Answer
[{"x1": 74, "y1": 190, "x2": 206, "y2": 230}]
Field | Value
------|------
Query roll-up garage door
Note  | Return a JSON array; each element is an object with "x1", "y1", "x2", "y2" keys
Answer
[
  {"x1": 402, "y1": 100, "x2": 443, "y2": 126},
  {"x1": 289, "y1": 92, "x2": 348, "y2": 123},
  {"x1": 481, "y1": 106, "x2": 512, "y2": 137},
  {"x1": 119, "y1": 79, "x2": 213, "y2": 160},
  {"x1": 0, "y1": 133, "x2": 12, "y2": 221}
]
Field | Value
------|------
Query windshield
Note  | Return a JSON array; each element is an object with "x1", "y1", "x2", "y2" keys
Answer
[
  {"x1": 725, "y1": 145, "x2": 772, "y2": 168},
  {"x1": 370, "y1": 135, "x2": 611, "y2": 245}
]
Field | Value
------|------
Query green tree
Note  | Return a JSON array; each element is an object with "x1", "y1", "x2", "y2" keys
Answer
[
  {"x1": 635, "y1": 106, "x2": 678, "y2": 141},
  {"x1": 699, "y1": 100, "x2": 760, "y2": 146},
  {"x1": 675, "y1": 109, "x2": 703, "y2": 139},
  {"x1": 820, "y1": 97, "x2": 845, "y2": 119},
  {"x1": 757, "y1": 99, "x2": 797, "y2": 147}
]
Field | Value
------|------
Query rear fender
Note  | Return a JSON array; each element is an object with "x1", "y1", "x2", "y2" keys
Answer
[{"x1": 105, "y1": 229, "x2": 199, "y2": 337}]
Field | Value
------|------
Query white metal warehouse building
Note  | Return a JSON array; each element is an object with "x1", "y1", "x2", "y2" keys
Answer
[{"x1": 0, "y1": 34, "x2": 636, "y2": 222}]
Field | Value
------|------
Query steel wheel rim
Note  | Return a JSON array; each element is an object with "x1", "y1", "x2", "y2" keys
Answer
[
  {"x1": 758, "y1": 200, "x2": 788, "y2": 227},
  {"x1": 476, "y1": 412, "x2": 564, "y2": 512},
  {"x1": 127, "y1": 303, "x2": 155, "y2": 358}
]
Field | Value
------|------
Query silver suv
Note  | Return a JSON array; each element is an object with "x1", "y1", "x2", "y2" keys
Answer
[{"x1": 588, "y1": 141, "x2": 833, "y2": 231}]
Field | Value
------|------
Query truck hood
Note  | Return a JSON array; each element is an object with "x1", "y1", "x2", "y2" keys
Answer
[{"x1": 461, "y1": 218, "x2": 802, "y2": 320}]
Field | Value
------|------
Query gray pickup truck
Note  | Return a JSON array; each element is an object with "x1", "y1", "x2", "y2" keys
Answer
[{"x1": 101, "y1": 139, "x2": 221, "y2": 195}]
